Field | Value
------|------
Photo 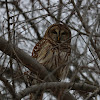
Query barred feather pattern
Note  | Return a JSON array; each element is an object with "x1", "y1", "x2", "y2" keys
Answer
[
  {"x1": 30, "y1": 24, "x2": 71, "y2": 100},
  {"x1": 32, "y1": 38, "x2": 71, "y2": 80}
]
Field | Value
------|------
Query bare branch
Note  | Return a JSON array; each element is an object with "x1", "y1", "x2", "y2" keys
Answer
[
  {"x1": 0, "y1": 37, "x2": 76, "y2": 100},
  {"x1": 0, "y1": 75, "x2": 18, "y2": 100},
  {"x1": 16, "y1": 82, "x2": 98, "y2": 99}
]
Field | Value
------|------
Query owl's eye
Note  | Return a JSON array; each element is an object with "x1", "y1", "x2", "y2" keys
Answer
[
  {"x1": 61, "y1": 32, "x2": 66, "y2": 35},
  {"x1": 51, "y1": 30, "x2": 57, "y2": 34}
]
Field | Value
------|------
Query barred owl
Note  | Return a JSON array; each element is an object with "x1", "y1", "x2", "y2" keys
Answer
[{"x1": 32, "y1": 23, "x2": 71, "y2": 80}]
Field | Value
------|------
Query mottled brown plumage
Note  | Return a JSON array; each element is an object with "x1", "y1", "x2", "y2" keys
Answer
[{"x1": 32, "y1": 23, "x2": 71, "y2": 80}]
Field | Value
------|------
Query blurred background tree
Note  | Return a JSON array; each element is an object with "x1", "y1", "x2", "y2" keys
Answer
[{"x1": 0, "y1": 0, "x2": 100, "y2": 100}]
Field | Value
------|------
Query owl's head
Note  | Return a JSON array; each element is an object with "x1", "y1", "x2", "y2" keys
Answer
[{"x1": 44, "y1": 23, "x2": 71, "y2": 44}]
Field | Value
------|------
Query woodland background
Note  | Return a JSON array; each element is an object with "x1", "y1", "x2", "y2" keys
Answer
[{"x1": 0, "y1": 0, "x2": 100, "y2": 100}]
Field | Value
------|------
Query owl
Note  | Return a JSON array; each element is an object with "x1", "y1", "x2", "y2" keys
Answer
[{"x1": 32, "y1": 23, "x2": 71, "y2": 80}]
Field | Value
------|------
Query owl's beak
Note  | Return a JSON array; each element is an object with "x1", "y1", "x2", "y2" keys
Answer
[
  {"x1": 58, "y1": 36, "x2": 60, "y2": 41},
  {"x1": 57, "y1": 36, "x2": 61, "y2": 43},
  {"x1": 57, "y1": 30, "x2": 61, "y2": 42}
]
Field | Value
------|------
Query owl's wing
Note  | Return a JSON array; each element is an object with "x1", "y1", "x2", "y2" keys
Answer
[{"x1": 32, "y1": 39, "x2": 46, "y2": 58}]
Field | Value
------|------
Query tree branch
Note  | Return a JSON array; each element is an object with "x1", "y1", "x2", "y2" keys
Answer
[
  {"x1": 0, "y1": 75, "x2": 18, "y2": 100},
  {"x1": 16, "y1": 82, "x2": 98, "y2": 99},
  {"x1": 0, "y1": 37, "x2": 76, "y2": 100},
  {"x1": 71, "y1": 0, "x2": 100, "y2": 66},
  {"x1": 0, "y1": 37, "x2": 53, "y2": 81},
  {"x1": 0, "y1": 1, "x2": 41, "y2": 40}
]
